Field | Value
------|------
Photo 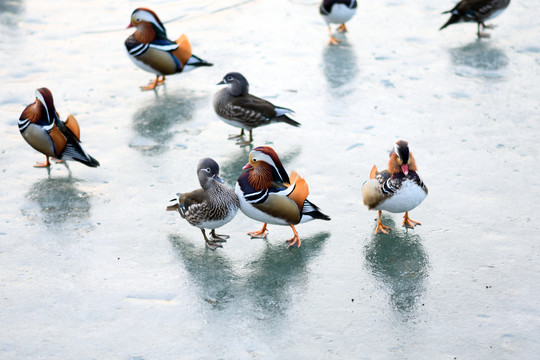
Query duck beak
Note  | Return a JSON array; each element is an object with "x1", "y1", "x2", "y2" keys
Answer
[
  {"x1": 126, "y1": 23, "x2": 134, "y2": 29},
  {"x1": 401, "y1": 164, "x2": 409, "y2": 175},
  {"x1": 242, "y1": 162, "x2": 253, "y2": 170},
  {"x1": 213, "y1": 174, "x2": 224, "y2": 183},
  {"x1": 216, "y1": 79, "x2": 226, "y2": 85}
]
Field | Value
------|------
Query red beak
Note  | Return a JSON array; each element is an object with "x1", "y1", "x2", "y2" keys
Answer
[
  {"x1": 126, "y1": 23, "x2": 134, "y2": 29},
  {"x1": 401, "y1": 164, "x2": 409, "y2": 175},
  {"x1": 243, "y1": 162, "x2": 253, "y2": 170}
]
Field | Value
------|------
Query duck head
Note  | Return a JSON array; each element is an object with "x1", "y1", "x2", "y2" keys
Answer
[
  {"x1": 389, "y1": 140, "x2": 418, "y2": 175},
  {"x1": 243, "y1": 146, "x2": 290, "y2": 184},
  {"x1": 127, "y1": 8, "x2": 167, "y2": 40},
  {"x1": 197, "y1": 158, "x2": 224, "y2": 190},
  {"x1": 23, "y1": 87, "x2": 58, "y2": 124},
  {"x1": 217, "y1": 72, "x2": 249, "y2": 96}
]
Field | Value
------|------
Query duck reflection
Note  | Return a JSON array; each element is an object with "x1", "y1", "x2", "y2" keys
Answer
[
  {"x1": 244, "y1": 232, "x2": 329, "y2": 317},
  {"x1": 169, "y1": 234, "x2": 238, "y2": 309},
  {"x1": 449, "y1": 40, "x2": 508, "y2": 76},
  {"x1": 26, "y1": 174, "x2": 91, "y2": 227},
  {"x1": 169, "y1": 232, "x2": 329, "y2": 318},
  {"x1": 130, "y1": 89, "x2": 205, "y2": 155},
  {"x1": 364, "y1": 217, "x2": 429, "y2": 317},
  {"x1": 322, "y1": 42, "x2": 358, "y2": 91}
]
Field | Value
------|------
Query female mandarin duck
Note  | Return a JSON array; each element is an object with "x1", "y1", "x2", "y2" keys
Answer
[
  {"x1": 18, "y1": 88, "x2": 100, "y2": 168},
  {"x1": 214, "y1": 72, "x2": 300, "y2": 146},
  {"x1": 362, "y1": 140, "x2": 428, "y2": 234},
  {"x1": 319, "y1": 0, "x2": 358, "y2": 45},
  {"x1": 440, "y1": 0, "x2": 510, "y2": 38},
  {"x1": 236, "y1": 146, "x2": 330, "y2": 248},
  {"x1": 125, "y1": 8, "x2": 213, "y2": 91},
  {"x1": 167, "y1": 158, "x2": 239, "y2": 250}
]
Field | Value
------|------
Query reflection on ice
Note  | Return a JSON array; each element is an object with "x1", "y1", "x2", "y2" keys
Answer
[
  {"x1": 322, "y1": 42, "x2": 358, "y2": 91},
  {"x1": 169, "y1": 232, "x2": 329, "y2": 318},
  {"x1": 449, "y1": 40, "x2": 508, "y2": 78},
  {"x1": 25, "y1": 174, "x2": 91, "y2": 226},
  {"x1": 130, "y1": 89, "x2": 206, "y2": 155},
  {"x1": 244, "y1": 232, "x2": 329, "y2": 317},
  {"x1": 364, "y1": 217, "x2": 429, "y2": 318},
  {"x1": 169, "y1": 234, "x2": 238, "y2": 309}
]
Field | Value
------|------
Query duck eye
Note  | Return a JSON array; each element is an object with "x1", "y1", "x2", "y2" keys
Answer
[
  {"x1": 227, "y1": 76, "x2": 233, "y2": 81},
  {"x1": 136, "y1": 18, "x2": 140, "y2": 21}
]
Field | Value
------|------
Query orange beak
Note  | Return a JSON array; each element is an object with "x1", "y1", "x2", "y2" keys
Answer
[{"x1": 126, "y1": 23, "x2": 134, "y2": 29}]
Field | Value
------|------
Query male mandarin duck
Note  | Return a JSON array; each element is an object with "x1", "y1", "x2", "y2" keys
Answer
[
  {"x1": 167, "y1": 158, "x2": 239, "y2": 250},
  {"x1": 362, "y1": 140, "x2": 428, "y2": 234},
  {"x1": 440, "y1": 0, "x2": 510, "y2": 38},
  {"x1": 125, "y1": 8, "x2": 213, "y2": 91},
  {"x1": 319, "y1": 0, "x2": 358, "y2": 45},
  {"x1": 213, "y1": 72, "x2": 300, "y2": 146},
  {"x1": 18, "y1": 88, "x2": 100, "y2": 168},
  {"x1": 236, "y1": 146, "x2": 330, "y2": 248}
]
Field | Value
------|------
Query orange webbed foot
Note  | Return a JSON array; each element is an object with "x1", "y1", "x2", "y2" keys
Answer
[
  {"x1": 328, "y1": 36, "x2": 341, "y2": 45},
  {"x1": 402, "y1": 212, "x2": 421, "y2": 229},
  {"x1": 285, "y1": 225, "x2": 301, "y2": 248},
  {"x1": 337, "y1": 23, "x2": 348, "y2": 32},
  {"x1": 34, "y1": 156, "x2": 50, "y2": 168},
  {"x1": 248, "y1": 223, "x2": 268, "y2": 239},
  {"x1": 140, "y1": 76, "x2": 163, "y2": 91},
  {"x1": 374, "y1": 210, "x2": 391, "y2": 234}
]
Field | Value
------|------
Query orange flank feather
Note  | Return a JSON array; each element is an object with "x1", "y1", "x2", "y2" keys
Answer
[
  {"x1": 64, "y1": 114, "x2": 80, "y2": 140},
  {"x1": 48, "y1": 125, "x2": 67, "y2": 156},
  {"x1": 369, "y1": 165, "x2": 378, "y2": 179},
  {"x1": 287, "y1": 170, "x2": 309, "y2": 212},
  {"x1": 173, "y1": 34, "x2": 192, "y2": 68}
]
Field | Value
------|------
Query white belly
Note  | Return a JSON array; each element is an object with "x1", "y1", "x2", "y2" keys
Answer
[
  {"x1": 197, "y1": 204, "x2": 238, "y2": 230},
  {"x1": 235, "y1": 184, "x2": 289, "y2": 225},
  {"x1": 324, "y1": 4, "x2": 356, "y2": 25},
  {"x1": 375, "y1": 180, "x2": 427, "y2": 213}
]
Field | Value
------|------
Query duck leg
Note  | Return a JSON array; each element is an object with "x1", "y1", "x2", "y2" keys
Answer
[
  {"x1": 140, "y1": 75, "x2": 161, "y2": 91},
  {"x1": 210, "y1": 229, "x2": 229, "y2": 242},
  {"x1": 402, "y1": 212, "x2": 421, "y2": 228},
  {"x1": 34, "y1": 156, "x2": 51, "y2": 168},
  {"x1": 236, "y1": 129, "x2": 254, "y2": 146},
  {"x1": 285, "y1": 225, "x2": 301, "y2": 248},
  {"x1": 328, "y1": 25, "x2": 341, "y2": 45},
  {"x1": 201, "y1": 229, "x2": 223, "y2": 250},
  {"x1": 375, "y1": 210, "x2": 391, "y2": 234},
  {"x1": 228, "y1": 128, "x2": 245, "y2": 140},
  {"x1": 337, "y1": 23, "x2": 348, "y2": 32},
  {"x1": 477, "y1": 23, "x2": 491, "y2": 38},
  {"x1": 248, "y1": 223, "x2": 268, "y2": 239}
]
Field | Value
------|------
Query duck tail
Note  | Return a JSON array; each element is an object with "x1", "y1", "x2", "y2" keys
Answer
[
  {"x1": 302, "y1": 199, "x2": 331, "y2": 221},
  {"x1": 440, "y1": 13, "x2": 461, "y2": 30}
]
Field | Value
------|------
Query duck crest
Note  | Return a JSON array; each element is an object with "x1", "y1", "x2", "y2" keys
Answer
[
  {"x1": 132, "y1": 7, "x2": 167, "y2": 38},
  {"x1": 253, "y1": 146, "x2": 290, "y2": 183}
]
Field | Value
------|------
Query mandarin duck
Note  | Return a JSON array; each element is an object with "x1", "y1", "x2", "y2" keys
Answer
[
  {"x1": 319, "y1": 0, "x2": 358, "y2": 45},
  {"x1": 236, "y1": 146, "x2": 330, "y2": 248},
  {"x1": 125, "y1": 8, "x2": 213, "y2": 91},
  {"x1": 167, "y1": 158, "x2": 239, "y2": 250},
  {"x1": 362, "y1": 141, "x2": 428, "y2": 234},
  {"x1": 18, "y1": 88, "x2": 100, "y2": 168},
  {"x1": 213, "y1": 72, "x2": 300, "y2": 146},
  {"x1": 440, "y1": 0, "x2": 510, "y2": 38}
]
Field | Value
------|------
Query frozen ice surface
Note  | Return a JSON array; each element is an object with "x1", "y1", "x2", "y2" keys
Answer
[{"x1": 1, "y1": 0, "x2": 540, "y2": 358}]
